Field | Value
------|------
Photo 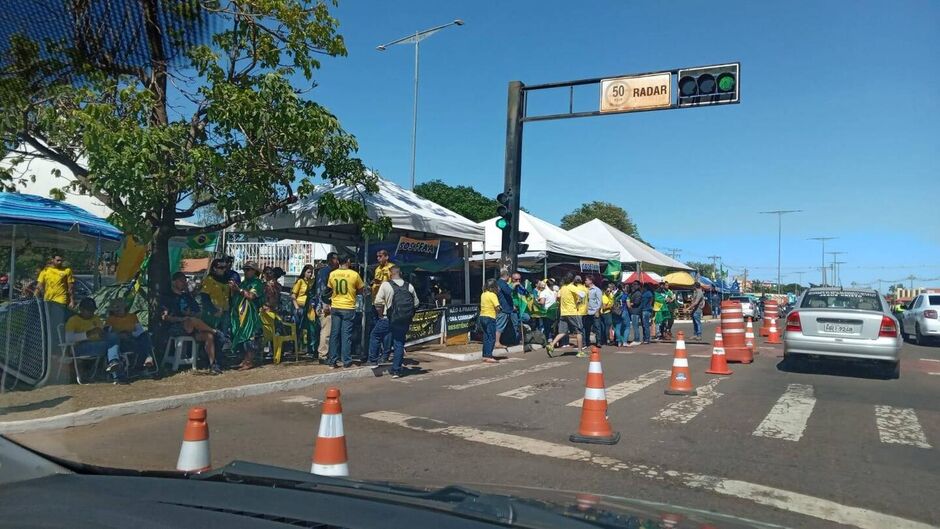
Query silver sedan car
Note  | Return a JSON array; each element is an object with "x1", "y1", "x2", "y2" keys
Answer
[{"x1": 783, "y1": 287, "x2": 901, "y2": 378}]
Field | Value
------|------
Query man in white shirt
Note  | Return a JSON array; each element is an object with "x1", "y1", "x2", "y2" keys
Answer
[
  {"x1": 368, "y1": 265, "x2": 418, "y2": 378},
  {"x1": 537, "y1": 280, "x2": 557, "y2": 340}
]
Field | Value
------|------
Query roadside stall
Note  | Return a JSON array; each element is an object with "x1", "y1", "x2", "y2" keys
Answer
[
  {"x1": 0, "y1": 192, "x2": 123, "y2": 388},
  {"x1": 567, "y1": 218, "x2": 692, "y2": 277},
  {"x1": 250, "y1": 178, "x2": 485, "y2": 353}
]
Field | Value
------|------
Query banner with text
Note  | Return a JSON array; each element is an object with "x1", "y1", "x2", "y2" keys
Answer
[
  {"x1": 580, "y1": 260, "x2": 601, "y2": 273},
  {"x1": 445, "y1": 304, "x2": 479, "y2": 337},
  {"x1": 396, "y1": 236, "x2": 441, "y2": 260},
  {"x1": 405, "y1": 308, "x2": 445, "y2": 346}
]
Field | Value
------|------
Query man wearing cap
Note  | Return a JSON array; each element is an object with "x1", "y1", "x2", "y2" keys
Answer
[
  {"x1": 229, "y1": 262, "x2": 263, "y2": 370},
  {"x1": 163, "y1": 271, "x2": 223, "y2": 374},
  {"x1": 66, "y1": 297, "x2": 124, "y2": 382},
  {"x1": 690, "y1": 281, "x2": 706, "y2": 340}
]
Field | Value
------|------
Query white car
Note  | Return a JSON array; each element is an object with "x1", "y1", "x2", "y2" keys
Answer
[
  {"x1": 728, "y1": 295, "x2": 762, "y2": 320},
  {"x1": 901, "y1": 293, "x2": 940, "y2": 345}
]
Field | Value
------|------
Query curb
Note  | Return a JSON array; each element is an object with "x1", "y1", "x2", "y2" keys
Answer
[
  {"x1": 0, "y1": 366, "x2": 377, "y2": 435},
  {"x1": 422, "y1": 344, "x2": 542, "y2": 362}
]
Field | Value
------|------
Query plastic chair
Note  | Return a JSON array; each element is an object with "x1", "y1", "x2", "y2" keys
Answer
[
  {"x1": 162, "y1": 335, "x2": 200, "y2": 371},
  {"x1": 271, "y1": 321, "x2": 298, "y2": 364},
  {"x1": 55, "y1": 324, "x2": 102, "y2": 385}
]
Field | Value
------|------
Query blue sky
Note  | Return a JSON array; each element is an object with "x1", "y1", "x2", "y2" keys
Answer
[{"x1": 302, "y1": 0, "x2": 938, "y2": 288}]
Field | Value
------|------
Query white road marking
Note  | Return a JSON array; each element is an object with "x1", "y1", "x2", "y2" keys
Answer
[
  {"x1": 650, "y1": 352, "x2": 670, "y2": 356},
  {"x1": 497, "y1": 378, "x2": 568, "y2": 399},
  {"x1": 393, "y1": 357, "x2": 523, "y2": 384},
  {"x1": 752, "y1": 383, "x2": 816, "y2": 441},
  {"x1": 689, "y1": 354, "x2": 711, "y2": 358},
  {"x1": 445, "y1": 361, "x2": 570, "y2": 390},
  {"x1": 920, "y1": 358, "x2": 940, "y2": 362},
  {"x1": 651, "y1": 378, "x2": 725, "y2": 424},
  {"x1": 281, "y1": 396, "x2": 321, "y2": 408},
  {"x1": 363, "y1": 411, "x2": 935, "y2": 529},
  {"x1": 567, "y1": 369, "x2": 670, "y2": 408},
  {"x1": 874, "y1": 406, "x2": 931, "y2": 449},
  {"x1": 928, "y1": 372, "x2": 940, "y2": 376}
]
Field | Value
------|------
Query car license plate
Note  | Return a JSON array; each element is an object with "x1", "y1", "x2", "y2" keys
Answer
[{"x1": 821, "y1": 323, "x2": 858, "y2": 334}]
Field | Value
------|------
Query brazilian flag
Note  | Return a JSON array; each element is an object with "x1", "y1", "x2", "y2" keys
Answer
[{"x1": 187, "y1": 232, "x2": 218, "y2": 250}]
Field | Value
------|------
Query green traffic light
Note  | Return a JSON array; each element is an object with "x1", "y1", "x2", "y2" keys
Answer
[
  {"x1": 717, "y1": 73, "x2": 735, "y2": 92},
  {"x1": 496, "y1": 218, "x2": 508, "y2": 230}
]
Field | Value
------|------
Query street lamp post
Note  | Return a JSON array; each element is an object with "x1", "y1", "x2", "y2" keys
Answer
[
  {"x1": 826, "y1": 251, "x2": 846, "y2": 286},
  {"x1": 808, "y1": 237, "x2": 837, "y2": 286},
  {"x1": 760, "y1": 210, "x2": 801, "y2": 293},
  {"x1": 377, "y1": 19, "x2": 464, "y2": 190}
]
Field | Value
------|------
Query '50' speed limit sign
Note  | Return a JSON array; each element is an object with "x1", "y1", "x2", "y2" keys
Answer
[{"x1": 600, "y1": 73, "x2": 671, "y2": 113}]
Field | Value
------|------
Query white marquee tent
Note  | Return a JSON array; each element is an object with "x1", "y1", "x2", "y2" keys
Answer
[
  {"x1": 567, "y1": 218, "x2": 692, "y2": 270},
  {"x1": 472, "y1": 211, "x2": 619, "y2": 262}
]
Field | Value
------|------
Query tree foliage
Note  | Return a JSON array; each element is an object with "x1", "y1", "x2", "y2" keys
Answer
[
  {"x1": 686, "y1": 261, "x2": 717, "y2": 279},
  {"x1": 559, "y1": 201, "x2": 644, "y2": 242},
  {"x1": 0, "y1": 0, "x2": 389, "y2": 307},
  {"x1": 414, "y1": 179, "x2": 502, "y2": 223}
]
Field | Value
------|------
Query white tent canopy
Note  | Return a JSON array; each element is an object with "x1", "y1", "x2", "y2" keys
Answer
[
  {"x1": 567, "y1": 218, "x2": 692, "y2": 270},
  {"x1": 472, "y1": 211, "x2": 619, "y2": 262},
  {"x1": 254, "y1": 178, "x2": 484, "y2": 244}
]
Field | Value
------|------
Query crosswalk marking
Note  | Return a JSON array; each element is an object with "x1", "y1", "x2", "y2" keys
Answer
[
  {"x1": 567, "y1": 369, "x2": 670, "y2": 408},
  {"x1": 362, "y1": 410, "x2": 937, "y2": 529},
  {"x1": 651, "y1": 377, "x2": 725, "y2": 424},
  {"x1": 874, "y1": 406, "x2": 931, "y2": 449},
  {"x1": 394, "y1": 357, "x2": 523, "y2": 384},
  {"x1": 752, "y1": 383, "x2": 816, "y2": 441},
  {"x1": 444, "y1": 361, "x2": 570, "y2": 390},
  {"x1": 498, "y1": 378, "x2": 568, "y2": 399}
]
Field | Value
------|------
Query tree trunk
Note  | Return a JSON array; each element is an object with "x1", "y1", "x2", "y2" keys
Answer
[{"x1": 147, "y1": 224, "x2": 173, "y2": 351}]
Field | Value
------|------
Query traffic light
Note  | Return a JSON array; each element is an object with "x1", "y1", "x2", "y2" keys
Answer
[
  {"x1": 517, "y1": 229, "x2": 529, "y2": 254},
  {"x1": 495, "y1": 192, "x2": 512, "y2": 230},
  {"x1": 677, "y1": 63, "x2": 739, "y2": 108}
]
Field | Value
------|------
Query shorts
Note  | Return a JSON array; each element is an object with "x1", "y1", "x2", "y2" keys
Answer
[
  {"x1": 496, "y1": 312, "x2": 511, "y2": 332},
  {"x1": 558, "y1": 316, "x2": 583, "y2": 335}
]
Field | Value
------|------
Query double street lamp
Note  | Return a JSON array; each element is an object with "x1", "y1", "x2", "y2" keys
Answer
[{"x1": 377, "y1": 19, "x2": 465, "y2": 190}]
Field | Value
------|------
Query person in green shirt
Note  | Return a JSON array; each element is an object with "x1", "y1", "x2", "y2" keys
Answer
[
  {"x1": 230, "y1": 261, "x2": 264, "y2": 370},
  {"x1": 654, "y1": 281, "x2": 676, "y2": 341}
]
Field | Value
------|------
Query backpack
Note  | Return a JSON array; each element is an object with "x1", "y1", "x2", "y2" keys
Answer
[{"x1": 388, "y1": 281, "x2": 416, "y2": 325}]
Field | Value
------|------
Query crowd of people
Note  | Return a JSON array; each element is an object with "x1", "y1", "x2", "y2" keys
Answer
[
  {"x1": 31, "y1": 247, "x2": 422, "y2": 384},
  {"x1": 479, "y1": 270, "x2": 714, "y2": 361}
]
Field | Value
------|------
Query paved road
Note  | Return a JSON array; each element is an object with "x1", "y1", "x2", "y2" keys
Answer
[{"x1": 13, "y1": 320, "x2": 940, "y2": 528}]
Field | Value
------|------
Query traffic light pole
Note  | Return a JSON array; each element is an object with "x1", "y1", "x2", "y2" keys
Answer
[
  {"x1": 501, "y1": 81, "x2": 525, "y2": 273},
  {"x1": 498, "y1": 63, "x2": 738, "y2": 272}
]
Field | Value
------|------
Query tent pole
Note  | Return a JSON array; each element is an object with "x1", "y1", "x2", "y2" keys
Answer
[
  {"x1": 3, "y1": 225, "x2": 15, "y2": 393},
  {"x1": 481, "y1": 254, "x2": 486, "y2": 290},
  {"x1": 361, "y1": 236, "x2": 369, "y2": 356},
  {"x1": 543, "y1": 255, "x2": 547, "y2": 279},
  {"x1": 463, "y1": 242, "x2": 470, "y2": 303}
]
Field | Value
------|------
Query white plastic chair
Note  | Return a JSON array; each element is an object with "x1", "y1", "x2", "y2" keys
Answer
[
  {"x1": 162, "y1": 335, "x2": 200, "y2": 371},
  {"x1": 55, "y1": 324, "x2": 102, "y2": 385}
]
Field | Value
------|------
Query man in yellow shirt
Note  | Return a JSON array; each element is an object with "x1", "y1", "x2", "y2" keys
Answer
[
  {"x1": 478, "y1": 279, "x2": 501, "y2": 363},
  {"x1": 200, "y1": 258, "x2": 231, "y2": 329},
  {"x1": 547, "y1": 273, "x2": 584, "y2": 357},
  {"x1": 65, "y1": 298, "x2": 123, "y2": 382},
  {"x1": 37, "y1": 253, "x2": 75, "y2": 307},
  {"x1": 106, "y1": 298, "x2": 155, "y2": 375},
  {"x1": 370, "y1": 249, "x2": 395, "y2": 361},
  {"x1": 327, "y1": 256, "x2": 364, "y2": 368}
]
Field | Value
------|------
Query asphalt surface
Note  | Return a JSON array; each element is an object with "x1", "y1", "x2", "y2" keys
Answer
[{"x1": 11, "y1": 320, "x2": 940, "y2": 529}]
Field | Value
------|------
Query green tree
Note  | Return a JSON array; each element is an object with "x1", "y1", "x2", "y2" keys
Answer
[
  {"x1": 1, "y1": 0, "x2": 389, "y2": 315},
  {"x1": 414, "y1": 179, "x2": 501, "y2": 223},
  {"x1": 559, "y1": 201, "x2": 644, "y2": 243},
  {"x1": 686, "y1": 261, "x2": 717, "y2": 279}
]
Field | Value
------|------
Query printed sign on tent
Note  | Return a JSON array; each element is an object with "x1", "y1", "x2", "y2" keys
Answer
[
  {"x1": 580, "y1": 260, "x2": 601, "y2": 273},
  {"x1": 396, "y1": 236, "x2": 441, "y2": 259}
]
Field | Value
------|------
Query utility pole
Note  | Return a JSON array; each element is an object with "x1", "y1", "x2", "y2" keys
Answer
[
  {"x1": 743, "y1": 267, "x2": 748, "y2": 293},
  {"x1": 876, "y1": 278, "x2": 884, "y2": 293},
  {"x1": 831, "y1": 260, "x2": 847, "y2": 286},
  {"x1": 795, "y1": 271, "x2": 805, "y2": 294},
  {"x1": 707, "y1": 255, "x2": 721, "y2": 279},
  {"x1": 809, "y1": 237, "x2": 837, "y2": 285},
  {"x1": 907, "y1": 274, "x2": 917, "y2": 290},
  {"x1": 759, "y1": 209, "x2": 801, "y2": 294},
  {"x1": 826, "y1": 251, "x2": 846, "y2": 286},
  {"x1": 663, "y1": 248, "x2": 682, "y2": 260}
]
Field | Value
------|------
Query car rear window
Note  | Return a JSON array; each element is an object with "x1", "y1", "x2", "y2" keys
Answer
[
  {"x1": 800, "y1": 290, "x2": 882, "y2": 311},
  {"x1": 929, "y1": 295, "x2": 940, "y2": 306}
]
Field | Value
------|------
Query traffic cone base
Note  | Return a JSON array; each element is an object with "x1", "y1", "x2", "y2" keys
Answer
[
  {"x1": 571, "y1": 347, "x2": 620, "y2": 445},
  {"x1": 767, "y1": 318, "x2": 782, "y2": 345},
  {"x1": 665, "y1": 332, "x2": 697, "y2": 396},
  {"x1": 311, "y1": 387, "x2": 349, "y2": 476},
  {"x1": 177, "y1": 407, "x2": 210, "y2": 473}
]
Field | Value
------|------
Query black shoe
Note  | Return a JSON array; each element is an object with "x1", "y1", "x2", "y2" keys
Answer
[
  {"x1": 106, "y1": 359, "x2": 121, "y2": 373},
  {"x1": 210, "y1": 363, "x2": 223, "y2": 375}
]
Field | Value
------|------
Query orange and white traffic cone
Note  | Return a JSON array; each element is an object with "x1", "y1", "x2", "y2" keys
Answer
[
  {"x1": 660, "y1": 512, "x2": 684, "y2": 528},
  {"x1": 570, "y1": 347, "x2": 620, "y2": 445},
  {"x1": 745, "y1": 317, "x2": 758, "y2": 354},
  {"x1": 767, "y1": 318, "x2": 782, "y2": 345},
  {"x1": 665, "y1": 331, "x2": 697, "y2": 396},
  {"x1": 311, "y1": 387, "x2": 349, "y2": 476},
  {"x1": 177, "y1": 407, "x2": 211, "y2": 473},
  {"x1": 575, "y1": 493, "x2": 601, "y2": 512},
  {"x1": 706, "y1": 330, "x2": 733, "y2": 375}
]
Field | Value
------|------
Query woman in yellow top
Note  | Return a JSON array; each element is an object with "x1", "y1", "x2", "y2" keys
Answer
[
  {"x1": 479, "y1": 279, "x2": 500, "y2": 363},
  {"x1": 292, "y1": 264, "x2": 317, "y2": 356}
]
